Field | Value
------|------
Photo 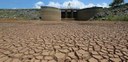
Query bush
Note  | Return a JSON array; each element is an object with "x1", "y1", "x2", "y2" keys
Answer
[{"x1": 106, "y1": 15, "x2": 128, "y2": 21}]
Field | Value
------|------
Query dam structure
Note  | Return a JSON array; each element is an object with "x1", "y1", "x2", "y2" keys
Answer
[{"x1": 0, "y1": 6, "x2": 102, "y2": 21}]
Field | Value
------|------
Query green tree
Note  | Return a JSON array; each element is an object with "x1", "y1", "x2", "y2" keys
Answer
[{"x1": 110, "y1": 0, "x2": 124, "y2": 7}]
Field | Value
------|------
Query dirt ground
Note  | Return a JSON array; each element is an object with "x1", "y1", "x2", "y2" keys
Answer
[{"x1": 0, "y1": 20, "x2": 128, "y2": 62}]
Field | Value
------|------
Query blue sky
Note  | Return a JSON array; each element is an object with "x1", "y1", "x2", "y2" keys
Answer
[{"x1": 0, "y1": 0, "x2": 128, "y2": 9}]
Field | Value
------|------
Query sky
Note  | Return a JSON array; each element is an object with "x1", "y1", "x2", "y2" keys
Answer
[{"x1": 0, "y1": 0, "x2": 128, "y2": 9}]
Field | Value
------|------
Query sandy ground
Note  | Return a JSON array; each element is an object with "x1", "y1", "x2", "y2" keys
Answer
[{"x1": 0, "y1": 20, "x2": 128, "y2": 62}]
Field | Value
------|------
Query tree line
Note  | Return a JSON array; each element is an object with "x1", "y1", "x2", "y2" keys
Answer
[{"x1": 110, "y1": 0, "x2": 125, "y2": 7}]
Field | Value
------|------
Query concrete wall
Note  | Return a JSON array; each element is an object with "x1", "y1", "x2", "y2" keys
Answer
[
  {"x1": 40, "y1": 6, "x2": 61, "y2": 21},
  {"x1": 76, "y1": 7, "x2": 102, "y2": 21}
]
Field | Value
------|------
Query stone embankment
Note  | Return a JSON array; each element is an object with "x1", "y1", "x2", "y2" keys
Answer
[
  {"x1": 0, "y1": 9, "x2": 41, "y2": 20},
  {"x1": 91, "y1": 3, "x2": 128, "y2": 20}
]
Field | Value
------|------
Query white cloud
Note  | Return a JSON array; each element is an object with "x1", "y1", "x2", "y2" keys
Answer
[
  {"x1": 84, "y1": 3, "x2": 95, "y2": 8},
  {"x1": 34, "y1": 1, "x2": 44, "y2": 8},
  {"x1": 12, "y1": 8, "x2": 17, "y2": 9},
  {"x1": 47, "y1": 2, "x2": 61, "y2": 8},
  {"x1": 96, "y1": 3, "x2": 109, "y2": 8},
  {"x1": 34, "y1": 0, "x2": 109, "y2": 9},
  {"x1": 62, "y1": 0, "x2": 86, "y2": 9}
]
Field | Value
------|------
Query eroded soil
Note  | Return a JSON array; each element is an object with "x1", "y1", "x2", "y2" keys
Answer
[{"x1": 0, "y1": 21, "x2": 128, "y2": 62}]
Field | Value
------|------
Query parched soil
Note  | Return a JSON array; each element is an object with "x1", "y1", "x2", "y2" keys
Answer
[{"x1": 0, "y1": 20, "x2": 128, "y2": 62}]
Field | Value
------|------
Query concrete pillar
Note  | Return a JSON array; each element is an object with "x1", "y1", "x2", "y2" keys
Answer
[
  {"x1": 71, "y1": 10, "x2": 74, "y2": 18},
  {"x1": 65, "y1": 10, "x2": 67, "y2": 18}
]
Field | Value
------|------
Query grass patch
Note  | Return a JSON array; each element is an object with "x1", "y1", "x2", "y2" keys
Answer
[{"x1": 105, "y1": 15, "x2": 128, "y2": 21}]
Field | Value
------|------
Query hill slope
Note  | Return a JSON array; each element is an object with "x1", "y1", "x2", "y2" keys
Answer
[{"x1": 92, "y1": 3, "x2": 128, "y2": 21}]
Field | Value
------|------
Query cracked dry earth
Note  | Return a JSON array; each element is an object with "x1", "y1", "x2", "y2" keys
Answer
[{"x1": 0, "y1": 21, "x2": 128, "y2": 62}]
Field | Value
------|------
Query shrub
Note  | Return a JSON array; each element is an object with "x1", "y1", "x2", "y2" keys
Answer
[{"x1": 106, "y1": 15, "x2": 128, "y2": 21}]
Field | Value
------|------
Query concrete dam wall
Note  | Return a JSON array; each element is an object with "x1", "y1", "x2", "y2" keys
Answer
[
  {"x1": 76, "y1": 7, "x2": 102, "y2": 20},
  {"x1": 40, "y1": 6, "x2": 61, "y2": 21},
  {"x1": 0, "y1": 7, "x2": 102, "y2": 21}
]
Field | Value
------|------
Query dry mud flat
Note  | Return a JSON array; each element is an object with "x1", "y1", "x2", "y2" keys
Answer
[{"x1": 0, "y1": 21, "x2": 128, "y2": 62}]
